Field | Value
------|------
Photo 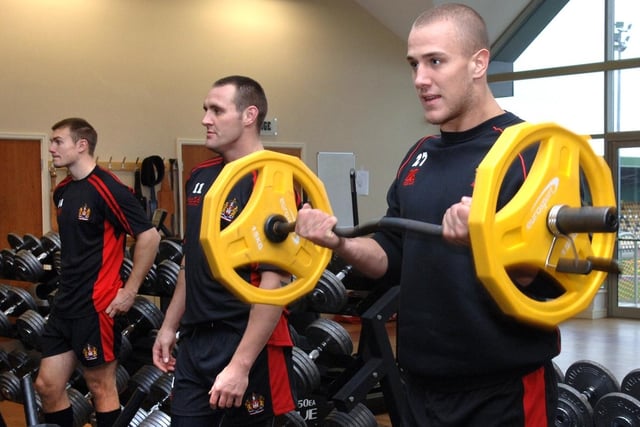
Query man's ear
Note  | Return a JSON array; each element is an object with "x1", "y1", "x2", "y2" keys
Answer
[
  {"x1": 76, "y1": 138, "x2": 89, "y2": 153},
  {"x1": 471, "y1": 48, "x2": 490, "y2": 78},
  {"x1": 243, "y1": 105, "x2": 259, "y2": 127}
]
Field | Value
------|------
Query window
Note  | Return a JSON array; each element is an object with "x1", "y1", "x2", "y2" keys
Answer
[{"x1": 489, "y1": 0, "x2": 640, "y2": 135}]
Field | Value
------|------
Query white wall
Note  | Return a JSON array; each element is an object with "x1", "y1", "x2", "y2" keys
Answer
[{"x1": 0, "y1": 0, "x2": 433, "y2": 225}]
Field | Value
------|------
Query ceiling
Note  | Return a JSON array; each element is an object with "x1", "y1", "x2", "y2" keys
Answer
[{"x1": 352, "y1": 0, "x2": 531, "y2": 44}]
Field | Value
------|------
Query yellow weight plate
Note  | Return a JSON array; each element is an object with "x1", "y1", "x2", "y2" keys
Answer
[
  {"x1": 200, "y1": 150, "x2": 333, "y2": 306},
  {"x1": 468, "y1": 122, "x2": 615, "y2": 328}
]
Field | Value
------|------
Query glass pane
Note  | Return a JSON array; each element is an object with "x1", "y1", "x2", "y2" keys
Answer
[
  {"x1": 618, "y1": 147, "x2": 640, "y2": 308},
  {"x1": 590, "y1": 137, "x2": 604, "y2": 156},
  {"x1": 498, "y1": 72, "x2": 604, "y2": 135},
  {"x1": 514, "y1": 0, "x2": 604, "y2": 70},
  {"x1": 612, "y1": 67, "x2": 640, "y2": 132},
  {"x1": 613, "y1": 0, "x2": 639, "y2": 61}
]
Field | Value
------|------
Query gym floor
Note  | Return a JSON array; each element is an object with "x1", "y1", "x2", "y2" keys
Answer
[{"x1": 1, "y1": 316, "x2": 639, "y2": 426}]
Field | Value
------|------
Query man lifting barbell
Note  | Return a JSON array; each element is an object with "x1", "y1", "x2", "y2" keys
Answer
[
  {"x1": 195, "y1": 4, "x2": 617, "y2": 427},
  {"x1": 295, "y1": 4, "x2": 564, "y2": 426}
]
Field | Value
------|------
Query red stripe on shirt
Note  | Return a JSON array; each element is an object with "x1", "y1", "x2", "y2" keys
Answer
[
  {"x1": 522, "y1": 365, "x2": 548, "y2": 426},
  {"x1": 267, "y1": 346, "x2": 296, "y2": 415},
  {"x1": 88, "y1": 174, "x2": 134, "y2": 235}
]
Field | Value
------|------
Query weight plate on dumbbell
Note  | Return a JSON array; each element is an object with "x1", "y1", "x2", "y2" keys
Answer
[
  {"x1": 308, "y1": 270, "x2": 348, "y2": 313},
  {"x1": 116, "y1": 364, "x2": 131, "y2": 393},
  {"x1": 565, "y1": 360, "x2": 620, "y2": 404},
  {"x1": 6, "y1": 233, "x2": 24, "y2": 249},
  {"x1": 139, "y1": 409, "x2": 171, "y2": 427},
  {"x1": 4, "y1": 286, "x2": 37, "y2": 312},
  {"x1": 278, "y1": 409, "x2": 307, "y2": 426},
  {"x1": 292, "y1": 346, "x2": 321, "y2": 394},
  {"x1": 139, "y1": 264, "x2": 158, "y2": 295},
  {"x1": 622, "y1": 369, "x2": 640, "y2": 401},
  {"x1": 121, "y1": 257, "x2": 133, "y2": 281},
  {"x1": 594, "y1": 392, "x2": 640, "y2": 426},
  {"x1": 0, "y1": 370, "x2": 21, "y2": 402},
  {"x1": 41, "y1": 230, "x2": 61, "y2": 252},
  {"x1": 14, "y1": 249, "x2": 45, "y2": 282},
  {"x1": 148, "y1": 372, "x2": 174, "y2": 407},
  {"x1": 556, "y1": 383, "x2": 593, "y2": 427},
  {"x1": 67, "y1": 387, "x2": 94, "y2": 427},
  {"x1": 157, "y1": 239, "x2": 183, "y2": 264},
  {"x1": 129, "y1": 364, "x2": 164, "y2": 394},
  {"x1": 16, "y1": 309, "x2": 46, "y2": 350},
  {"x1": 130, "y1": 408, "x2": 150, "y2": 427},
  {"x1": 305, "y1": 318, "x2": 353, "y2": 357},
  {"x1": 0, "y1": 349, "x2": 8, "y2": 370},
  {"x1": 156, "y1": 259, "x2": 180, "y2": 296},
  {"x1": 127, "y1": 296, "x2": 165, "y2": 331},
  {"x1": 324, "y1": 402, "x2": 378, "y2": 427}
]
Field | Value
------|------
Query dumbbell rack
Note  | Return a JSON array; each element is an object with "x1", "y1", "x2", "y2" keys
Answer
[{"x1": 329, "y1": 285, "x2": 407, "y2": 426}]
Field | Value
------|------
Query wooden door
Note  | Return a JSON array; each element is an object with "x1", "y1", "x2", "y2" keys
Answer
[
  {"x1": 0, "y1": 139, "x2": 43, "y2": 248},
  {"x1": 180, "y1": 144, "x2": 302, "y2": 237}
]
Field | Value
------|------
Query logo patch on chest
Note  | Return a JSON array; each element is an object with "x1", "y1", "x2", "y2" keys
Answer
[
  {"x1": 78, "y1": 204, "x2": 91, "y2": 221},
  {"x1": 222, "y1": 198, "x2": 240, "y2": 221},
  {"x1": 403, "y1": 168, "x2": 419, "y2": 186}
]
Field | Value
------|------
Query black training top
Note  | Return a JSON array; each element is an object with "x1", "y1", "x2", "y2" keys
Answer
[
  {"x1": 181, "y1": 156, "x2": 291, "y2": 346},
  {"x1": 373, "y1": 112, "x2": 560, "y2": 385},
  {"x1": 52, "y1": 166, "x2": 154, "y2": 318}
]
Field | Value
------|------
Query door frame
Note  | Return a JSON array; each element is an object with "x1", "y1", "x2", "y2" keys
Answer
[
  {"x1": 0, "y1": 132, "x2": 50, "y2": 233},
  {"x1": 176, "y1": 138, "x2": 306, "y2": 237},
  {"x1": 605, "y1": 130, "x2": 640, "y2": 320}
]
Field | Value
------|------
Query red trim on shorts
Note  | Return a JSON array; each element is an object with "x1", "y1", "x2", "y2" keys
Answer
[
  {"x1": 99, "y1": 312, "x2": 116, "y2": 362},
  {"x1": 267, "y1": 346, "x2": 296, "y2": 415},
  {"x1": 522, "y1": 366, "x2": 547, "y2": 426}
]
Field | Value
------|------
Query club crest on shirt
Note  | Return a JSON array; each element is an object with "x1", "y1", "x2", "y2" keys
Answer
[
  {"x1": 244, "y1": 392, "x2": 265, "y2": 415},
  {"x1": 78, "y1": 204, "x2": 91, "y2": 221},
  {"x1": 221, "y1": 199, "x2": 239, "y2": 221},
  {"x1": 403, "y1": 168, "x2": 419, "y2": 186},
  {"x1": 82, "y1": 343, "x2": 99, "y2": 361}
]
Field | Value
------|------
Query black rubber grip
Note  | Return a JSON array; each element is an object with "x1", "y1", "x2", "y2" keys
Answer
[{"x1": 554, "y1": 206, "x2": 618, "y2": 234}]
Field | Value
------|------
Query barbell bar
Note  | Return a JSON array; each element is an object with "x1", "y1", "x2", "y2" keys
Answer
[{"x1": 200, "y1": 122, "x2": 618, "y2": 328}]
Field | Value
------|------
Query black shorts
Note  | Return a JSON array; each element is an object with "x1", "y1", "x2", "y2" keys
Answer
[
  {"x1": 40, "y1": 311, "x2": 121, "y2": 368},
  {"x1": 402, "y1": 361, "x2": 558, "y2": 427},
  {"x1": 171, "y1": 323, "x2": 296, "y2": 425}
]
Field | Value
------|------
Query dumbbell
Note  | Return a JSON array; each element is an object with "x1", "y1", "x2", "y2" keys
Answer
[
  {"x1": 555, "y1": 360, "x2": 619, "y2": 427},
  {"x1": 275, "y1": 410, "x2": 307, "y2": 426},
  {"x1": 66, "y1": 364, "x2": 130, "y2": 427},
  {"x1": 324, "y1": 402, "x2": 378, "y2": 427},
  {"x1": 154, "y1": 239, "x2": 183, "y2": 297},
  {"x1": 621, "y1": 368, "x2": 640, "y2": 401},
  {"x1": 31, "y1": 275, "x2": 60, "y2": 310},
  {"x1": 121, "y1": 258, "x2": 158, "y2": 296},
  {"x1": 0, "y1": 286, "x2": 37, "y2": 337},
  {"x1": 591, "y1": 368, "x2": 640, "y2": 426},
  {"x1": 0, "y1": 349, "x2": 42, "y2": 403},
  {"x1": 1, "y1": 233, "x2": 43, "y2": 279},
  {"x1": 292, "y1": 317, "x2": 354, "y2": 396},
  {"x1": 291, "y1": 266, "x2": 350, "y2": 314},
  {"x1": 117, "y1": 296, "x2": 164, "y2": 362},
  {"x1": 127, "y1": 372, "x2": 173, "y2": 427},
  {"x1": 114, "y1": 364, "x2": 165, "y2": 427},
  {"x1": 16, "y1": 309, "x2": 48, "y2": 351},
  {"x1": 14, "y1": 231, "x2": 61, "y2": 282}
]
